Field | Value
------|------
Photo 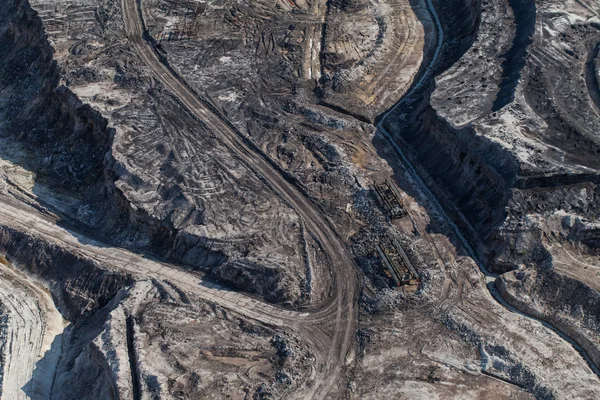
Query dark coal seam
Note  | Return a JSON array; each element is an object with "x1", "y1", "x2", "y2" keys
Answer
[
  {"x1": 584, "y1": 41, "x2": 600, "y2": 113},
  {"x1": 492, "y1": 0, "x2": 536, "y2": 111},
  {"x1": 126, "y1": 316, "x2": 141, "y2": 400}
]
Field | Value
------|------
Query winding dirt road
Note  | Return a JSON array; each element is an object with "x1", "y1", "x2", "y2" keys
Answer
[
  {"x1": 0, "y1": 193, "x2": 350, "y2": 399},
  {"x1": 376, "y1": 0, "x2": 600, "y2": 379},
  {"x1": 118, "y1": 0, "x2": 360, "y2": 397}
]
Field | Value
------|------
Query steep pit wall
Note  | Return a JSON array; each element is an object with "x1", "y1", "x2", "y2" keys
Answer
[
  {"x1": 0, "y1": 225, "x2": 133, "y2": 321},
  {"x1": 383, "y1": 103, "x2": 519, "y2": 264},
  {"x1": 568, "y1": 222, "x2": 600, "y2": 249},
  {"x1": 431, "y1": 0, "x2": 518, "y2": 127},
  {"x1": 0, "y1": 0, "x2": 236, "y2": 295},
  {"x1": 485, "y1": 180, "x2": 600, "y2": 271},
  {"x1": 434, "y1": 0, "x2": 482, "y2": 71},
  {"x1": 379, "y1": 0, "x2": 520, "y2": 266},
  {"x1": 0, "y1": 0, "x2": 110, "y2": 191},
  {"x1": 0, "y1": 228, "x2": 134, "y2": 400},
  {"x1": 0, "y1": 0, "x2": 164, "y2": 243},
  {"x1": 492, "y1": 0, "x2": 536, "y2": 110},
  {"x1": 497, "y1": 268, "x2": 600, "y2": 370},
  {"x1": 515, "y1": 173, "x2": 600, "y2": 189}
]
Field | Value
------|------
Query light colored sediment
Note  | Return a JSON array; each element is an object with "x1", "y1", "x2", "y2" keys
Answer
[
  {"x1": 0, "y1": 256, "x2": 64, "y2": 399},
  {"x1": 0, "y1": 195, "x2": 295, "y2": 328},
  {"x1": 320, "y1": 0, "x2": 426, "y2": 118},
  {"x1": 2, "y1": 0, "x2": 600, "y2": 398}
]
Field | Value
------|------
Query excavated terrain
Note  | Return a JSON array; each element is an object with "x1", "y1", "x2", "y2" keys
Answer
[{"x1": 0, "y1": 0, "x2": 600, "y2": 398}]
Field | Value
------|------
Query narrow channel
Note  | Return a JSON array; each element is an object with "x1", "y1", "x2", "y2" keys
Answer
[{"x1": 378, "y1": 0, "x2": 600, "y2": 381}]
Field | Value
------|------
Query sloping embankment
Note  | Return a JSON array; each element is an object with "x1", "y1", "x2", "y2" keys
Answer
[
  {"x1": 0, "y1": 259, "x2": 64, "y2": 400},
  {"x1": 497, "y1": 268, "x2": 600, "y2": 370},
  {"x1": 0, "y1": 225, "x2": 133, "y2": 320}
]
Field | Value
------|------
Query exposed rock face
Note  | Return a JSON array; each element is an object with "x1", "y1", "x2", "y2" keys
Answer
[
  {"x1": 377, "y1": 0, "x2": 600, "y2": 385},
  {"x1": 2, "y1": 0, "x2": 600, "y2": 397},
  {"x1": 1, "y1": 0, "x2": 313, "y2": 304},
  {"x1": 497, "y1": 268, "x2": 600, "y2": 369},
  {"x1": 0, "y1": 225, "x2": 133, "y2": 320},
  {"x1": 382, "y1": 0, "x2": 600, "y2": 271},
  {"x1": 0, "y1": 258, "x2": 64, "y2": 400},
  {"x1": 432, "y1": 0, "x2": 514, "y2": 124},
  {"x1": 0, "y1": 0, "x2": 111, "y2": 190},
  {"x1": 382, "y1": 103, "x2": 521, "y2": 263},
  {"x1": 0, "y1": 0, "x2": 177, "y2": 266},
  {"x1": 381, "y1": 0, "x2": 521, "y2": 267},
  {"x1": 0, "y1": 218, "x2": 313, "y2": 399},
  {"x1": 49, "y1": 281, "x2": 312, "y2": 400},
  {"x1": 434, "y1": 0, "x2": 482, "y2": 65}
]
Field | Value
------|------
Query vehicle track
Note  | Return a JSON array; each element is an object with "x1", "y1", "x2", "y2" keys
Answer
[
  {"x1": 119, "y1": 0, "x2": 360, "y2": 398},
  {"x1": 0, "y1": 193, "x2": 354, "y2": 398},
  {"x1": 377, "y1": 0, "x2": 600, "y2": 379},
  {"x1": 126, "y1": 0, "x2": 600, "y2": 391},
  {"x1": 0, "y1": 257, "x2": 64, "y2": 400}
]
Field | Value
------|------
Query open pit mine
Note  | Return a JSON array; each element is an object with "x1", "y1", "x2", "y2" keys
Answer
[{"x1": 0, "y1": 0, "x2": 599, "y2": 398}]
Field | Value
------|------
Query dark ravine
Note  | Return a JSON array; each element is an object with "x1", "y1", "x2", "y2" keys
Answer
[
  {"x1": 318, "y1": 0, "x2": 332, "y2": 80},
  {"x1": 379, "y1": 0, "x2": 520, "y2": 267},
  {"x1": 432, "y1": 0, "x2": 482, "y2": 71},
  {"x1": 383, "y1": 104, "x2": 519, "y2": 259},
  {"x1": 379, "y1": 0, "x2": 599, "y2": 271},
  {"x1": 126, "y1": 316, "x2": 141, "y2": 400},
  {"x1": 376, "y1": 0, "x2": 600, "y2": 386},
  {"x1": 492, "y1": 0, "x2": 536, "y2": 111},
  {"x1": 497, "y1": 269, "x2": 600, "y2": 372}
]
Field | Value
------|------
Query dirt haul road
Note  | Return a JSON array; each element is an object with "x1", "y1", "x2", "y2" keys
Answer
[{"x1": 9, "y1": 0, "x2": 365, "y2": 398}]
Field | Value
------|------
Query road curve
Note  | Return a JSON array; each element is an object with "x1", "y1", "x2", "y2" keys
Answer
[
  {"x1": 120, "y1": 0, "x2": 359, "y2": 398},
  {"x1": 0, "y1": 195, "x2": 300, "y2": 326},
  {"x1": 376, "y1": 0, "x2": 600, "y2": 378},
  {"x1": 0, "y1": 191, "x2": 351, "y2": 398}
]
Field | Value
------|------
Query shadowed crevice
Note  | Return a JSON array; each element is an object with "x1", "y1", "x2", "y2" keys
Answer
[{"x1": 492, "y1": 0, "x2": 536, "y2": 111}]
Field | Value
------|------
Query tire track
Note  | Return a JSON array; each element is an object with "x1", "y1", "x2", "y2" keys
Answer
[{"x1": 376, "y1": 0, "x2": 600, "y2": 382}]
